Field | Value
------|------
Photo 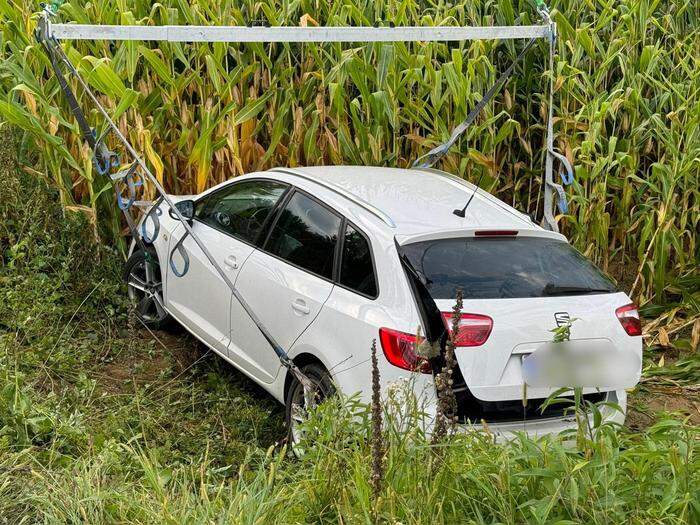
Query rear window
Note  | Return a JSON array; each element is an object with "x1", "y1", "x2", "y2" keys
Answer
[{"x1": 399, "y1": 236, "x2": 616, "y2": 300}]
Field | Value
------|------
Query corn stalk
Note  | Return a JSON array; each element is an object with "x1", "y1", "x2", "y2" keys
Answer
[{"x1": 0, "y1": 0, "x2": 697, "y2": 313}]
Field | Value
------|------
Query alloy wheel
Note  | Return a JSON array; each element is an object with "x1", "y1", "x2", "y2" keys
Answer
[{"x1": 127, "y1": 257, "x2": 168, "y2": 324}]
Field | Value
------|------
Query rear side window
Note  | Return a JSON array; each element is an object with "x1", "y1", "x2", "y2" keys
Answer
[
  {"x1": 339, "y1": 224, "x2": 377, "y2": 298},
  {"x1": 195, "y1": 180, "x2": 288, "y2": 244},
  {"x1": 265, "y1": 192, "x2": 341, "y2": 279},
  {"x1": 399, "y1": 236, "x2": 616, "y2": 300}
]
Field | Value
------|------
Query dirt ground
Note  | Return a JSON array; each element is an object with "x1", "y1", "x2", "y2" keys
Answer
[
  {"x1": 99, "y1": 327, "x2": 206, "y2": 394},
  {"x1": 626, "y1": 382, "x2": 700, "y2": 430}
]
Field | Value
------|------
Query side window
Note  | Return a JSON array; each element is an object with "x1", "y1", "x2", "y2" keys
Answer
[
  {"x1": 195, "y1": 180, "x2": 288, "y2": 244},
  {"x1": 265, "y1": 192, "x2": 341, "y2": 279},
  {"x1": 340, "y1": 224, "x2": 378, "y2": 298}
]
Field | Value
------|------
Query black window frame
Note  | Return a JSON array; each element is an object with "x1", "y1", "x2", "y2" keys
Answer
[
  {"x1": 260, "y1": 187, "x2": 344, "y2": 284},
  {"x1": 335, "y1": 218, "x2": 380, "y2": 300},
  {"x1": 194, "y1": 179, "x2": 380, "y2": 300},
  {"x1": 192, "y1": 177, "x2": 292, "y2": 249}
]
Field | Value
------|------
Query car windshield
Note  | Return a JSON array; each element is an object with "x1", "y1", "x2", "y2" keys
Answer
[{"x1": 398, "y1": 236, "x2": 617, "y2": 300}]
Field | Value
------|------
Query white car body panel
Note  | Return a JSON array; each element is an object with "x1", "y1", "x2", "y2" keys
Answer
[
  {"x1": 433, "y1": 292, "x2": 642, "y2": 402},
  {"x1": 137, "y1": 166, "x2": 642, "y2": 434},
  {"x1": 165, "y1": 222, "x2": 254, "y2": 353},
  {"x1": 230, "y1": 249, "x2": 334, "y2": 383}
]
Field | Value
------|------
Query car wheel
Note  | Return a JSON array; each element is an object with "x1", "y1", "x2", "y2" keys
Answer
[
  {"x1": 124, "y1": 249, "x2": 172, "y2": 329},
  {"x1": 285, "y1": 362, "x2": 335, "y2": 453}
]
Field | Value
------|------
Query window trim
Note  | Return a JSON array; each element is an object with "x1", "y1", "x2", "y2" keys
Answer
[
  {"x1": 192, "y1": 177, "x2": 381, "y2": 301},
  {"x1": 336, "y1": 218, "x2": 380, "y2": 300},
  {"x1": 192, "y1": 177, "x2": 291, "y2": 248},
  {"x1": 260, "y1": 187, "x2": 344, "y2": 284}
]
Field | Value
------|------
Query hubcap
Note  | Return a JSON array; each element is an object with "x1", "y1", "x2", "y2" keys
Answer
[{"x1": 127, "y1": 258, "x2": 168, "y2": 323}]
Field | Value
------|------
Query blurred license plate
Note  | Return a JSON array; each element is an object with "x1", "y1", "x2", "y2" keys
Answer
[{"x1": 522, "y1": 340, "x2": 641, "y2": 389}]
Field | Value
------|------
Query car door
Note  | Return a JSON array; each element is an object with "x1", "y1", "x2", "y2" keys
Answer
[
  {"x1": 230, "y1": 190, "x2": 341, "y2": 383},
  {"x1": 165, "y1": 179, "x2": 289, "y2": 354}
]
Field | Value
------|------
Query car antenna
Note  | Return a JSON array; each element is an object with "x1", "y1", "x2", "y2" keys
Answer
[{"x1": 453, "y1": 171, "x2": 486, "y2": 217}]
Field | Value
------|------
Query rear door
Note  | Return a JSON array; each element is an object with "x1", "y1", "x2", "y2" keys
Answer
[
  {"x1": 230, "y1": 190, "x2": 341, "y2": 383},
  {"x1": 399, "y1": 233, "x2": 642, "y2": 402},
  {"x1": 165, "y1": 179, "x2": 289, "y2": 353}
]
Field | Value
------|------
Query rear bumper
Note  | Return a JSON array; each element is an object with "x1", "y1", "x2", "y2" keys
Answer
[{"x1": 456, "y1": 389, "x2": 626, "y2": 442}]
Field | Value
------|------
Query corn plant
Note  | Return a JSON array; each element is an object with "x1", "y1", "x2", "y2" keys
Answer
[{"x1": 0, "y1": 0, "x2": 697, "y2": 315}]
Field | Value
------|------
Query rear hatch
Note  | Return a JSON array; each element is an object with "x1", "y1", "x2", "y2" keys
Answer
[{"x1": 399, "y1": 232, "x2": 642, "y2": 403}]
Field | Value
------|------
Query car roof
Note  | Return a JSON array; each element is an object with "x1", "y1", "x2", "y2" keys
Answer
[{"x1": 266, "y1": 166, "x2": 543, "y2": 238}]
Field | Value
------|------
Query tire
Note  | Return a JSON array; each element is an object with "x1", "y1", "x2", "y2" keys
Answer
[
  {"x1": 285, "y1": 362, "x2": 336, "y2": 452},
  {"x1": 123, "y1": 248, "x2": 172, "y2": 330}
]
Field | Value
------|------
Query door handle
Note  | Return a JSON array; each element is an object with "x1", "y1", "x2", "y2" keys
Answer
[
  {"x1": 291, "y1": 299, "x2": 310, "y2": 315},
  {"x1": 224, "y1": 254, "x2": 238, "y2": 269}
]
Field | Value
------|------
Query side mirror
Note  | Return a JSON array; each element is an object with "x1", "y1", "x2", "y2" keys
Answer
[{"x1": 169, "y1": 199, "x2": 195, "y2": 221}]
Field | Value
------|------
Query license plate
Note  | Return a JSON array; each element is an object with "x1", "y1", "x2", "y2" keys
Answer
[{"x1": 522, "y1": 340, "x2": 641, "y2": 389}]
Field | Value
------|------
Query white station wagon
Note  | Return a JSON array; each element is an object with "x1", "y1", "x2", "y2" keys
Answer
[{"x1": 125, "y1": 166, "x2": 642, "y2": 440}]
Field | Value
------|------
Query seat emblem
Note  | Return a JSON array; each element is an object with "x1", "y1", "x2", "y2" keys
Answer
[{"x1": 554, "y1": 312, "x2": 571, "y2": 327}]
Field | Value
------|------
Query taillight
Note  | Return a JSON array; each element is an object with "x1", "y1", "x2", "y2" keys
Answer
[
  {"x1": 441, "y1": 313, "x2": 493, "y2": 347},
  {"x1": 378, "y1": 328, "x2": 431, "y2": 374},
  {"x1": 615, "y1": 303, "x2": 642, "y2": 336}
]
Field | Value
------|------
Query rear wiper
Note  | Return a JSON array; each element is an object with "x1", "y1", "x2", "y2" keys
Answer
[{"x1": 542, "y1": 284, "x2": 614, "y2": 296}]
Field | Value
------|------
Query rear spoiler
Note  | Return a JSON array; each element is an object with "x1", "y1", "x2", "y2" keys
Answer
[{"x1": 395, "y1": 227, "x2": 567, "y2": 246}]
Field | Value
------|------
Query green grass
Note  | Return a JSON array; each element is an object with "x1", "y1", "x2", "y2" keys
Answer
[{"x1": 1, "y1": 128, "x2": 699, "y2": 524}]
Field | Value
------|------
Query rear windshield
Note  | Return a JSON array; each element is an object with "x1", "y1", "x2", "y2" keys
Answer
[{"x1": 399, "y1": 236, "x2": 616, "y2": 300}]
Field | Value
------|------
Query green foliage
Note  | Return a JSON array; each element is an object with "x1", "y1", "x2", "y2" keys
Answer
[
  {"x1": 0, "y1": 128, "x2": 696, "y2": 523},
  {"x1": 0, "y1": 0, "x2": 697, "y2": 308},
  {"x1": 0, "y1": 4, "x2": 698, "y2": 521}
]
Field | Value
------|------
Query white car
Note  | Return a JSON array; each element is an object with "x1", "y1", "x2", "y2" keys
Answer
[{"x1": 125, "y1": 166, "x2": 642, "y2": 441}]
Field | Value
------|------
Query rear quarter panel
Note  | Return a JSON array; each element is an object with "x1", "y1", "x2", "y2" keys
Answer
[{"x1": 289, "y1": 206, "x2": 436, "y2": 405}]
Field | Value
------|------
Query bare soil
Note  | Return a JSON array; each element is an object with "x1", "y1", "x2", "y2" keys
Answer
[
  {"x1": 98, "y1": 328, "x2": 205, "y2": 394},
  {"x1": 626, "y1": 383, "x2": 700, "y2": 430}
]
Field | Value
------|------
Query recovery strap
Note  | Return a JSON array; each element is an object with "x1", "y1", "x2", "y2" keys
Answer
[
  {"x1": 35, "y1": 10, "x2": 315, "y2": 396},
  {"x1": 411, "y1": 37, "x2": 537, "y2": 170}
]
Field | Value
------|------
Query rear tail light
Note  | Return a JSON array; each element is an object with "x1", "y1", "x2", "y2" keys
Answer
[
  {"x1": 378, "y1": 328, "x2": 431, "y2": 374},
  {"x1": 615, "y1": 303, "x2": 642, "y2": 336},
  {"x1": 441, "y1": 313, "x2": 493, "y2": 347}
]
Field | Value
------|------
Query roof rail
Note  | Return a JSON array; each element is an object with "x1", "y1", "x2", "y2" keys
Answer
[{"x1": 268, "y1": 168, "x2": 396, "y2": 228}]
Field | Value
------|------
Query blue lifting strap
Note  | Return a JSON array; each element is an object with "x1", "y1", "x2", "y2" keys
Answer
[
  {"x1": 140, "y1": 206, "x2": 162, "y2": 244},
  {"x1": 168, "y1": 231, "x2": 190, "y2": 277}
]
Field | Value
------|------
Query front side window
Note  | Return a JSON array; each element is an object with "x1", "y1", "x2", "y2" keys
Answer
[
  {"x1": 195, "y1": 180, "x2": 288, "y2": 244},
  {"x1": 264, "y1": 192, "x2": 341, "y2": 279},
  {"x1": 340, "y1": 224, "x2": 378, "y2": 297},
  {"x1": 399, "y1": 236, "x2": 617, "y2": 300}
]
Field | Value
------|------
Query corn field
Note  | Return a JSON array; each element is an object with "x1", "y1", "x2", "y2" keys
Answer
[{"x1": 0, "y1": 0, "x2": 698, "y2": 315}]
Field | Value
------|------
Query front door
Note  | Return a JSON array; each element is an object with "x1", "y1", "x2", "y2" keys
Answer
[
  {"x1": 165, "y1": 178, "x2": 290, "y2": 355},
  {"x1": 166, "y1": 222, "x2": 253, "y2": 353}
]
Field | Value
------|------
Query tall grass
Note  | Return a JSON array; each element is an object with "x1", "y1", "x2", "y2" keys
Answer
[
  {"x1": 2, "y1": 387, "x2": 698, "y2": 524},
  {"x1": 0, "y1": 0, "x2": 698, "y2": 310}
]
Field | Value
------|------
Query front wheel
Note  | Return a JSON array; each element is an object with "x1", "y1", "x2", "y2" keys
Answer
[{"x1": 124, "y1": 249, "x2": 172, "y2": 329}]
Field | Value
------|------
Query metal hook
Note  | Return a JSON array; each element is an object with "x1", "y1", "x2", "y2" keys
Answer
[
  {"x1": 140, "y1": 205, "x2": 162, "y2": 244},
  {"x1": 112, "y1": 163, "x2": 141, "y2": 211},
  {"x1": 168, "y1": 230, "x2": 190, "y2": 277}
]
